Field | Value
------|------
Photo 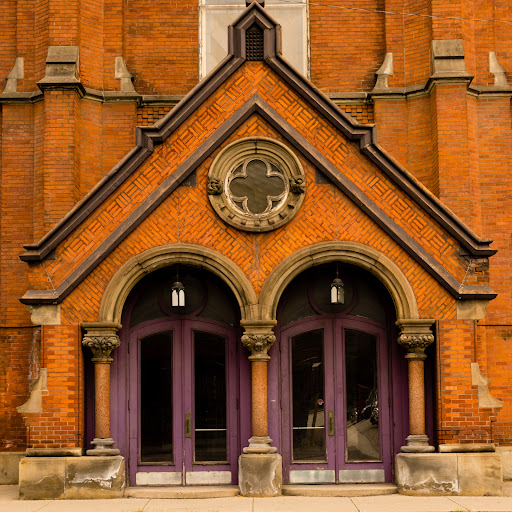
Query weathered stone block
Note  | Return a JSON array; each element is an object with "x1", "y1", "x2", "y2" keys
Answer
[
  {"x1": 19, "y1": 457, "x2": 66, "y2": 499},
  {"x1": 0, "y1": 452, "x2": 25, "y2": 484},
  {"x1": 396, "y1": 453, "x2": 458, "y2": 495},
  {"x1": 18, "y1": 456, "x2": 125, "y2": 500},
  {"x1": 65, "y1": 456, "x2": 125, "y2": 499},
  {"x1": 458, "y1": 453, "x2": 502, "y2": 496},
  {"x1": 239, "y1": 453, "x2": 282, "y2": 497},
  {"x1": 496, "y1": 447, "x2": 512, "y2": 480},
  {"x1": 396, "y1": 452, "x2": 503, "y2": 496}
]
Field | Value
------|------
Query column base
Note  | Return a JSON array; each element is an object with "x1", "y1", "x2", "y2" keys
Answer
[
  {"x1": 239, "y1": 453, "x2": 282, "y2": 497},
  {"x1": 401, "y1": 434, "x2": 435, "y2": 453},
  {"x1": 86, "y1": 438, "x2": 120, "y2": 456},
  {"x1": 243, "y1": 436, "x2": 277, "y2": 454}
]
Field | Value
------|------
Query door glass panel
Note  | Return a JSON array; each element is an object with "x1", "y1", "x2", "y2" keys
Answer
[
  {"x1": 140, "y1": 332, "x2": 173, "y2": 463},
  {"x1": 194, "y1": 331, "x2": 227, "y2": 462},
  {"x1": 345, "y1": 329, "x2": 380, "y2": 462},
  {"x1": 291, "y1": 329, "x2": 326, "y2": 461}
]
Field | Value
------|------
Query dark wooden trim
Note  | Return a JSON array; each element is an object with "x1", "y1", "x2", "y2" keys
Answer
[{"x1": 20, "y1": 96, "x2": 495, "y2": 305}]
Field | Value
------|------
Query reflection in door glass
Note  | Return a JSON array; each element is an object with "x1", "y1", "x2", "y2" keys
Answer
[
  {"x1": 345, "y1": 329, "x2": 380, "y2": 462},
  {"x1": 140, "y1": 332, "x2": 173, "y2": 463},
  {"x1": 291, "y1": 329, "x2": 326, "y2": 461},
  {"x1": 194, "y1": 331, "x2": 227, "y2": 462}
]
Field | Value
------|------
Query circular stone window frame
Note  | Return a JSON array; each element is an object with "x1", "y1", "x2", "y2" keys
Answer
[{"x1": 207, "y1": 137, "x2": 306, "y2": 232}]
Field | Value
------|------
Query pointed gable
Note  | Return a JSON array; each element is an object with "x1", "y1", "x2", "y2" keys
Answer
[{"x1": 20, "y1": 2, "x2": 495, "y2": 310}]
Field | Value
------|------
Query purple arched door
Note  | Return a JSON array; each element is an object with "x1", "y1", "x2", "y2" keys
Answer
[
  {"x1": 108, "y1": 266, "x2": 251, "y2": 487},
  {"x1": 267, "y1": 263, "x2": 410, "y2": 484},
  {"x1": 272, "y1": 317, "x2": 394, "y2": 484},
  {"x1": 125, "y1": 319, "x2": 244, "y2": 486}
]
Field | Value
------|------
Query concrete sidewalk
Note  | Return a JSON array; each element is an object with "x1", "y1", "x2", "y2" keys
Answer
[{"x1": 2, "y1": 485, "x2": 512, "y2": 512}]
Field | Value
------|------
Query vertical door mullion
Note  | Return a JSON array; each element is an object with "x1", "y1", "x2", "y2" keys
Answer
[
  {"x1": 128, "y1": 334, "x2": 139, "y2": 485},
  {"x1": 323, "y1": 321, "x2": 337, "y2": 475},
  {"x1": 182, "y1": 321, "x2": 193, "y2": 481},
  {"x1": 333, "y1": 322, "x2": 346, "y2": 479},
  {"x1": 377, "y1": 329, "x2": 392, "y2": 481},
  {"x1": 280, "y1": 329, "x2": 292, "y2": 480},
  {"x1": 226, "y1": 330, "x2": 237, "y2": 477}
]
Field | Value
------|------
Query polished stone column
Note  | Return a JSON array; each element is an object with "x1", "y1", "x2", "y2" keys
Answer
[
  {"x1": 397, "y1": 319, "x2": 436, "y2": 453},
  {"x1": 82, "y1": 322, "x2": 121, "y2": 456},
  {"x1": 239, "y1": 321, "x2": 282, "y2": 497},
  {"x1": 240, "y1": 329, "x2": 277, "y2": 454}
]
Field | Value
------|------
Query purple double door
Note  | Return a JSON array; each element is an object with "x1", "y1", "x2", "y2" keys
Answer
[
  {"x1": 117, "y1": 318, "x2": 250, "y2": 486},
  {"x1": 269, "y1": 317, "x2": 403, "y2": 484}
]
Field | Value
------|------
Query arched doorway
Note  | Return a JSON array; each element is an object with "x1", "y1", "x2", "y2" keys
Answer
[
  {"x1": 110, "y1": 265, "x2": 250, "y2": 486},
  {"x1": 268, "y1": 263, "x2": 409, "y2": 484}
]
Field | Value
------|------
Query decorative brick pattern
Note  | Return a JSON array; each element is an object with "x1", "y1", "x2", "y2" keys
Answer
[
  {"x1": 137, "y1": 106, "x2": 172, "y2": 126},
  {"x1": 339, "y1": 104, "x2": 374, "y2": 124}
]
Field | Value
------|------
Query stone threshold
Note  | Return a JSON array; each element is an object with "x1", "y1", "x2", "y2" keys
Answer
[
  {"x1": 282, "y1": 484, "x2": 398, "y2": 496},
  {"x1": 124, "y1": 485, "x2": 239, "y2": 499}
]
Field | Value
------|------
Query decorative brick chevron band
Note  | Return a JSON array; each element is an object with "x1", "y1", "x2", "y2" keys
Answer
[{"x1": 241, "y1": 333, "x2": 276, "y2": 361}]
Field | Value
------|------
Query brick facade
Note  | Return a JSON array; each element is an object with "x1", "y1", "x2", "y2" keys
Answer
[{"x1": 0, "y1": 0, "x2": 510, "y2": 476}]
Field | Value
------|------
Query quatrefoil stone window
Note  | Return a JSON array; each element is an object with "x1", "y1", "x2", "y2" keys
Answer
[{"x1": 208, "y1": 138, "x2": 306, "y2": 232}]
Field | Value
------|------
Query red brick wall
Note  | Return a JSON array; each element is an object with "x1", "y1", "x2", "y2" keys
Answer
[{"x1": 1, "y1": 0, "x2": 512, "y2": 451}]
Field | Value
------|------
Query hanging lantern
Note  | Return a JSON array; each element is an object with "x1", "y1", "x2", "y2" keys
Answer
[
  {"x1": 330, "y1": 271, "x2": 344, "y2": 304},
  {"x1": 171, "y1": 280, "x2": 185, "y2": 307}
]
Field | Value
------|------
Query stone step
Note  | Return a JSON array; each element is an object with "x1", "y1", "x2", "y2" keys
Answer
[
  {"x1": 124, "y1": 485, "x2": 240, "y2": 499},
  {"x1": 282, "y1": 484, "x2": 398, "y2": 497}
]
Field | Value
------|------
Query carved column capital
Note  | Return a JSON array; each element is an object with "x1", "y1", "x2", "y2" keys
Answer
[
  {"x1": 396, "y1": 319, "x2": 435, "y2": 359},
  {"x1": 82, "y1": 322, "x2": 122, "y2": 363},
  {"x1": 241, "y1": 333, "x2": 276, "y2": 361}
]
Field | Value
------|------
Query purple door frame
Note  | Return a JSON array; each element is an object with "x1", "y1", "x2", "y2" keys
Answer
[
  {"x1": 269, "y1": 315, "x2": 407, "y2": 483},
  {"x1": 110, "y1": 316, "x2": 250, "y2": 486}
]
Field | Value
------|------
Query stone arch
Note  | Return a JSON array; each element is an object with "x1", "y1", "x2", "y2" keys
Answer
[
  {"x1": 98, "y1": 243, "x2": 258, "y2": 324},
  {"x1": 259, "y1": 241, "x2": 419, "y2": 322}
]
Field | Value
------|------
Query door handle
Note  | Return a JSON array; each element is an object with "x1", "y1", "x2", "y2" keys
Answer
[
  {"x1": 328, "y1": 411, "x2": 335, "y2": 436},
  {"x1": 185, "y1": 413, "x2": 191, "y2": 438}
]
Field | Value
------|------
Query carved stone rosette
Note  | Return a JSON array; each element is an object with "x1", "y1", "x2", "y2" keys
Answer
[
  {"x1": 241, "y1": 333, "x2": 276, "y2": 361},
  {"x1": 82, "y1": 322, "x2": 122, "y2": 363}
]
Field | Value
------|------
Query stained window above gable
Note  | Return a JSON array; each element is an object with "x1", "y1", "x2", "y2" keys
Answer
[{"x1": 200, "y1": 0, "x2": 309, "y2": 78}]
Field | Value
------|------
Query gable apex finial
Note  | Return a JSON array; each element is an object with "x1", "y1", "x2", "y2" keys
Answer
[{"x1": 246, "y1": 0, "x2": 265, "y2": 6}]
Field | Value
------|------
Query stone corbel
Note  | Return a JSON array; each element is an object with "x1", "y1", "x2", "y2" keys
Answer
[
  {"x1": 37, "y1": 46, "x2": 85, "y2": 97},
  {"x1": 431, "y1": 39, "x2": 472, "y2": 81},
  {"x1": 16, "y1": 368, "x2": 47, "y2": 414},
  {"x1": 373, "y1": 53, "x2": 393, "y2": 90},
  {"x1": 489, "y1": 52, "x2": 508, "y2": 87},
  {"x1": 471, "y1": 363, "x2": 503, "y2": 410},
  {"x1": 3, "y1": 57, "x2": 24, "y2": 94},
  {"x1": 114, "y1": 57, "x2": 136, "y2": 93}
]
